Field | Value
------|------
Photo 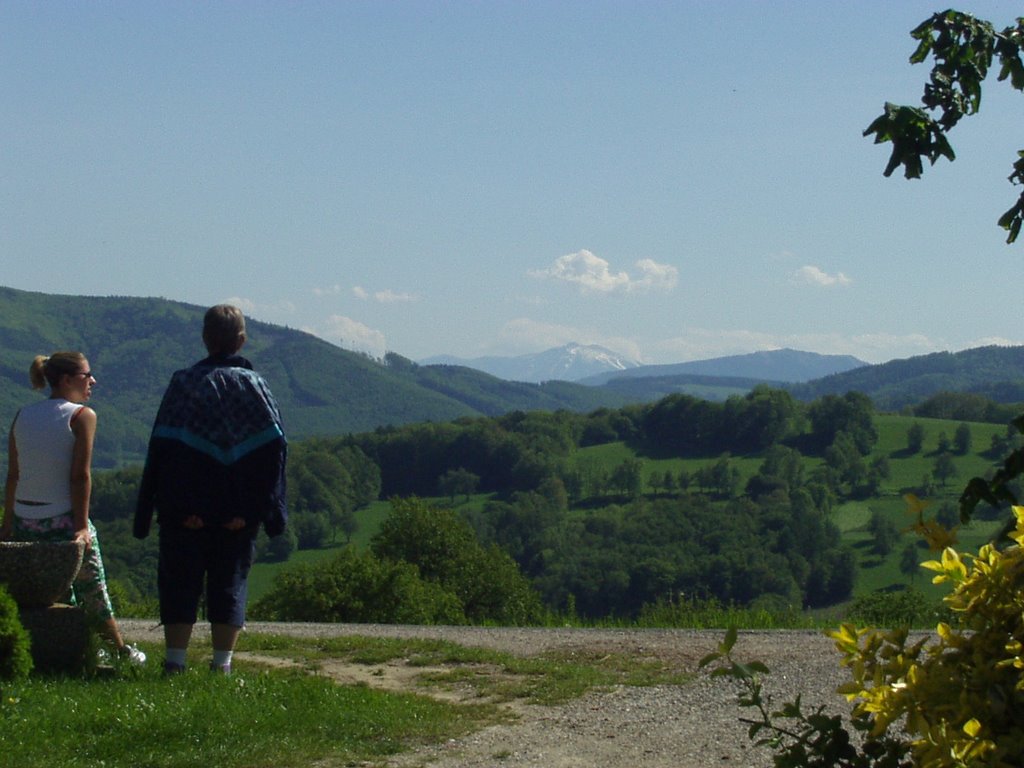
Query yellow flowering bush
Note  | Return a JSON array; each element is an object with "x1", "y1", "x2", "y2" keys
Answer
[
  {"x1": 830, "y1": 505, "x2": 1024, "y2": 767},
  {"x1": 704, "y1": 498, "x2": 1024, "y2": 767}
]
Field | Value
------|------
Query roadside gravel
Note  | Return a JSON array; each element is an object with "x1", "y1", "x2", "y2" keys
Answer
[{"x1": 121, "y1": 621, "x2": 857, "y2": 768}]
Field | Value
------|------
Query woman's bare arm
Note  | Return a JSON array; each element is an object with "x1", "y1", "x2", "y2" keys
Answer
[{"x1": 69, "y1": 406, "x2": 97, "y2": 543}]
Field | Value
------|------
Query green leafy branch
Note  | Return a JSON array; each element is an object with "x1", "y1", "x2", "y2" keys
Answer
[
  {"x1": 863, "y1": 10, "x2": 1024, "y2": 242},
  {"x1": 699, "y1": 627, "x2": 912, "y2": 767},
  {"x1": 959, "y1": 414, "x2": 1024, "y2": 533}
]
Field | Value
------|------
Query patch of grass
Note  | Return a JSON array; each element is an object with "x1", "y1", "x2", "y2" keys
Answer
[
  {"x1": 1, "y1": 650, "x2": 492, "y2": 768},
  {"x1": 0, "y1": 634, "x2": 530, "y2": 768},
  {"x1": 32, "y1": 631, "x2": 687, "y2": 768}
]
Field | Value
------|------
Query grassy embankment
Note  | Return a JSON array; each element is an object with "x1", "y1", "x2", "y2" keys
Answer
[{"x1": 247, "y1": 413, "x2": 1010, "y2": 607}]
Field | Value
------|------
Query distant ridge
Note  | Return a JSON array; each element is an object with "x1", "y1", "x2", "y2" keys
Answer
[
  {"x1": 422, "y1": 342, "x2": 643, "y2": 383},
  {"x1": 580, "y1": 348, "x2": 867, "y2": 385},
  {"x1": 787, "y1": 345, "x2": 1024, "y2": 408}
]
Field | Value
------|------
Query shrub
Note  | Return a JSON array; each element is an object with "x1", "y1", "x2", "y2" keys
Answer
[
  {"x1": 0, "y1": 585, "x2": 32, "y2": 681},
  {"x1": 249, "y1": 547, "x2": 466, "y2": 624},
  {"x1": 704, "y1": 499, "x2": 1024, "y2": 767},
  {"x1": 831, "y1": 505, "x2": 1024, "y2": 765},
  {"x1": 846, "y1": 588, "x2": 949, "y2": 629},
  {"x1": 372, "y1": 497, "x2": 544, "y2": 625}
]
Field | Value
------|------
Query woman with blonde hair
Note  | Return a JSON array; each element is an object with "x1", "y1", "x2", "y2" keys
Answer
[{"x1": 2, "y1": 351, "x2": 145, "y2": 664}]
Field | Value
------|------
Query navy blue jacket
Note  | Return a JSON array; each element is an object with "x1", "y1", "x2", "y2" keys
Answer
[{"x1": 134, "y1": 355, "x2": 287, "y2": 538}]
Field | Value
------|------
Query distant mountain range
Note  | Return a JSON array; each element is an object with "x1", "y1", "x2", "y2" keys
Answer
[
  {"x1": 422, "y1": 344, "x2": 864, "y2": 385},
  {"x1": 421, "y1": 343, "x2": 643, "y2": 383},
  {"x1": 580, "y1": 348, "x2": 867, "y2": 385},
  {"x1": 3, "y1": 285, "x2": 1024, "y2": 469}
]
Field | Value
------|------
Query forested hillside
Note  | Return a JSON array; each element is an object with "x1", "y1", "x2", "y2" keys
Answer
[
  {"x1": 86, "y1": 385, "x2": 1020, "y2": 622},
  {"x1": 788, "y1": 346, "x2": 1024, "y2": 409},
  {"x1": 0, "y1": 287, "x2": 630, "y2": 466}
]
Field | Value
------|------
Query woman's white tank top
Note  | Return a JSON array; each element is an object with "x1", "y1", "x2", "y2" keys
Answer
[{"x1": 13, "y1": 398, "x2": 81, "y2": 519}]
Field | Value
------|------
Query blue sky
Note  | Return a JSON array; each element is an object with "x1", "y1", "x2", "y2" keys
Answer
[{"x1": 3, "y1": 1, "x2": 1024, "y2": 366}]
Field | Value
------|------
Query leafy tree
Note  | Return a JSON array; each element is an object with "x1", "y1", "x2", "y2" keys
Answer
[
  {"x1": 867, "y1": 510, "x2": 901, "y2": 557},
  {"x1": 693, "y1": 464, "x2": 714, "y2": 494},
  {"x1": 933, "y1": 451, "x2": 958, "y2": 487},
  {"x1": 915, "y1": 391, "x2": 1020, "y2": 424},
  {"x1": 806, "y1": 392, "x2": 877, "y2": 455},
  {"x1": 90, "y1": 465, "x2": 144, "y2": 521},
  {"x1": 286, "y1": 441, "x2": 380, "y2": 544},
  {"x1": 824, "y1": 431, "x2": 868, "y2": 493},
  {"x1": 757, "y1": 445, "x2": 805, "y2": 493},
  {"x1": 258, "y1": 525, "x2": 297, "y2": 563},
  {"x1": 730, "y1": 385, "x2": 803, "y2": 452},
  {"x1": 371, "y1": 498, "x2": 542, "y2": 624},
  {"x1": 437, "y1": 467, "x2": 480, "y2": 504},
  {"x1": 676, "y1": 467, "x2": 691, "y2": 492},
  {"x1": 609, "y1": 458, "x2": 644, "y2": 499},
  {"x1": 709, "y1": 454, "x2": 742, "y2": 498},
  {"x1": 291, "y1": 511, "x2": 330, "y2": 549},
  {"x1": 906, "y1": 422, "x2": 925, "y2": 454},
  {"x1": 899, "y1": 542, "x2": 921, "y2": 583},
  {"x1": 953, "y1": 421, "x2": 972, "y2": 454},
  {"x1": 864, "y1": 10, "x2": 1024, "y2": 242},
  {"x1": 936, "y1": 501, "x2": 960, "y2": 529},
  {"x1": 861, "y1": 455, "x2": 891, "y2": 498},
  {"x1": 490, "y1": 485, "x2": 567, "y2": 578}
]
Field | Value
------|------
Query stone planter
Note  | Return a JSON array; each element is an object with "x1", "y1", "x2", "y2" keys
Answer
[
  {"x1": 0, "y1": 540, "x2": 84, "y2": 608},
  {"x1": 0, "y1": 540, "x2": 90, "y2": 673}
]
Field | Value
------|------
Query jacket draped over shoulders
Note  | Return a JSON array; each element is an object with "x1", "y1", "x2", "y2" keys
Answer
[{"x1": 134, "y1": 355, "x2": 287, "y2": 538}]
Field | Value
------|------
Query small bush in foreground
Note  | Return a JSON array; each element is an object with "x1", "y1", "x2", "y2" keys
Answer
[
  {"x1": 845, "y1": 587, "x2": 949, "y2": 629},
  {"x1": 0, "y1": 585, "x2": 32, "y2": 682},
  {"x1": 704, "y1": 501, "x2": 1024, "y2": 767}
]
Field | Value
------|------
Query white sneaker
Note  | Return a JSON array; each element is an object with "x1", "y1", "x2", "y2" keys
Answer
[{"x1": 121, "y1": 644, "x2": 147, "y2": 665}]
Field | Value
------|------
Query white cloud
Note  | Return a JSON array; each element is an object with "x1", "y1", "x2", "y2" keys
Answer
[
  {"x1": 306, "y1": 314, "x2": 387, "y2": 357},
  {"x1": 220, "y1": 296, "x2": 296, "y2": 317},
  {"x1": 352, "y1": 285, "x2": 416, "y2": 303},
  {"x1": 374, "y1": 289, "x2": 417, "y2": 303},
  {"x1": 530, "y1": 250, "x2": 677, "y2": 294},
  {"x1": 634, "y1": 258, "x2": 679, "y2": 291},
  {"x1": 222, "y1": 296, "x2": 259, "y2": 314},
  {"x1": 791, "y1": 265, "x2": 852, "y2": 287},
  {"x1": 966, "y1": 335, "x2": 1022, "y2": 349},
  {"x1": 312, "y1": 284, "x2": 343, "y2": 297}
]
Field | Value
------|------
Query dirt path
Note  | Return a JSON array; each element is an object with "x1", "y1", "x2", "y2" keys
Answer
[{"x1": 121, "y1": 621, "x2": 856, "y2": 768}]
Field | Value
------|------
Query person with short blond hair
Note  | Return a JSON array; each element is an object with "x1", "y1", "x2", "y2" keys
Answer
[{"x1": 135, "y1": 305, "x2": 287, "y2": 674}]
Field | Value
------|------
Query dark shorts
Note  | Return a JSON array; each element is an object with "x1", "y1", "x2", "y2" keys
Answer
[{"x1": 157, "y1": 524, "x2": 258, "y2": 627}]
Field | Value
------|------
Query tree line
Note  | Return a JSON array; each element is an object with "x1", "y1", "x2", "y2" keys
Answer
[{"x1": 77, "y1": 384, "x2": 914, "y2": 619}]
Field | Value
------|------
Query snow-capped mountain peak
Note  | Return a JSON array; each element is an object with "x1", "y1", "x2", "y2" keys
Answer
[{"x1": 421, "y1": 343, "x2": 642, "y2": 383}]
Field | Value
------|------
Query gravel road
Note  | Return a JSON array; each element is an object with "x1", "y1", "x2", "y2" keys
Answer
[{"x1": 121, "y1": 621, "x2": 857, "y2": 768}]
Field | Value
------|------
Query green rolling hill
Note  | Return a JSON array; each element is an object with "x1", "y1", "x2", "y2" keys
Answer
[{"x1": 0, "y1": 286, "x2": 630, "y2": 467}]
